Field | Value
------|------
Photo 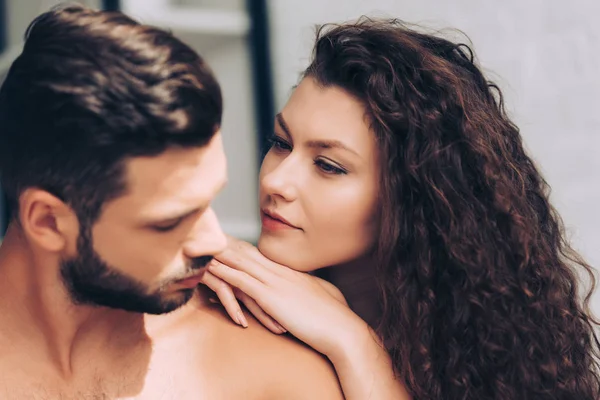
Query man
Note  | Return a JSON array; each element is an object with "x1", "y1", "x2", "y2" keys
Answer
[{"x1": 0, "y1": 5, "x2": 343, "y2": 399}]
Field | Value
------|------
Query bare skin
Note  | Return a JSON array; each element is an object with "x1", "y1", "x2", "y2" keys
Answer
[
  {"x1": 0, "y1": 236, "x2": 343, "y2": 400},
  {"x1": 0, "y1": 134, "x2": 343, "y2": 400}
]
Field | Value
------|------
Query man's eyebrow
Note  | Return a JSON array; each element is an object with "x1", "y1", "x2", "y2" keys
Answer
[
  {"x1": 145, "y1": 179, "x2": 227, "y2": 224},
  {"x1": 148, "y1": 207, "x2": 201, "y2": 224}
]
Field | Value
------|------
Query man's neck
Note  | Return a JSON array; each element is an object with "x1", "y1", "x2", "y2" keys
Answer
[{"x1": 0, "y1": 225, "x2": 146, "y2": 378}]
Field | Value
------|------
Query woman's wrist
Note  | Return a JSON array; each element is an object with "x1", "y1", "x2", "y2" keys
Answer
[
  {"x1": 325, "y1": 318, "x2": 410, "y2": 400},
  {"x1": 326, "y1": 316, "x2": 381, "y2": 367}
]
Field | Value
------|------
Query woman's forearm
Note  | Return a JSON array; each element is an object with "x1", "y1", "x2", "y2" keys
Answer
[{"x1": 328, "y1": 321, "x2": 411, "y2": 400}]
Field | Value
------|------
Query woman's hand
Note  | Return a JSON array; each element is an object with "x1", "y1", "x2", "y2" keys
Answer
[
  {"x1": 201, "y1": 236, "x2": 412, "y2": 400},
  {"x1": 202, "y1": 236, "x2": 366, "y2": 359},
  {"x1": 200, "y1": 265, "x2": 286, "y2": 334}
]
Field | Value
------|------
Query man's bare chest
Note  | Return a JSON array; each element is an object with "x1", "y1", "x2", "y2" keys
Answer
[{"x1": 0, "y1": 344, "x2": 270, "y2": 400}]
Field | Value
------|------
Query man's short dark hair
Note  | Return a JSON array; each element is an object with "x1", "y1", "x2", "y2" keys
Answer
[{"x1": 0, "y1": 4, "x2": 222, "y2": 224}]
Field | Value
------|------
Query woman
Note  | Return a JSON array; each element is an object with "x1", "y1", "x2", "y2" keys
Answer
[{"x1": 203, "y1": 18, "x2": 600, "y2": 399}]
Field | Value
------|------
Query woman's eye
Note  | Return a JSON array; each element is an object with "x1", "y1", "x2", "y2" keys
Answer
[
  {"x1": 314, "y1": 159, "x2": 347, "y2": 175},
  {"x1": 269, "y1": 135, "x2": 292, "y2": 152}
]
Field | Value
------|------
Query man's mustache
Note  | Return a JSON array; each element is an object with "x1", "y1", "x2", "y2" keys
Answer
[{"x1": 190, "y1": 255, "x2": 214, "y2": 270}]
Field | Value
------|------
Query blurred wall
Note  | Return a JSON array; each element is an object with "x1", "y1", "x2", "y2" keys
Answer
[
  {"x1": 266, "y1": 0, "x2": 600, "y2": 312},
  {"x1": 4, "y1": 0, "x2": 100, "y2": 48}
]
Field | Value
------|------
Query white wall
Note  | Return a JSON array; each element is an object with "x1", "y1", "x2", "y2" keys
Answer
[{"x1": 267, "y1": 0, "x2": 600, "y2": 312}]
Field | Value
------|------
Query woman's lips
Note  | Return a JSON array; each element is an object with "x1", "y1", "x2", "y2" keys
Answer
[{"x1": 261, "y1": 211, "x2": 299, "y2": 231}]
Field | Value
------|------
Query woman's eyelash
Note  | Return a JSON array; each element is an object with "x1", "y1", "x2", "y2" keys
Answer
[
  {"x1": 268, "y1": 134, "x2": 292, "y2": 151},
  {"x1": 314, "y1": 159, "x2": 347, "y2": 175},
  {"x1": 268, "y1": 134, "x2": 347, "y2": 175}
]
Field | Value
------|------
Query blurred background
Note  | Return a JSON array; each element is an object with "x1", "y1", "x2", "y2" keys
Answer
[{"x1": 0, "y1": 0, "x2": 598, "y2": 312}]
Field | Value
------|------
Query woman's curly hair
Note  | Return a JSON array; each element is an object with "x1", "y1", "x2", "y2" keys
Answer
[{"x1": 304, "y1": 18, "x2": 600, "y2": 399}]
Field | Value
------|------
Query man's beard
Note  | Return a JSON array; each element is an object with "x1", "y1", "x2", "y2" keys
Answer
[{"x1": 59, "y1": 225, "x2": 212, "y2": 315}]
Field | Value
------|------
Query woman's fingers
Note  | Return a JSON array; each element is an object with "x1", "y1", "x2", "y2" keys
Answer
[
  {"x1": 236, "y1": 290, "x2": 287, "y2": 334},
  {"x1": 200, "y1": 267, "x2": 285, "y2": 334},
  {"x1": 200, "y1": 269, "x2": 248, "y2": 328},
  {"x1": 208, "y1": 260, "x2": 266, "y2": 301},
  {"x1": 216, "y1": 238, "x2": 284, "y2": 280},
  {"x1": 204, "y1": 261, "x2": 286, "y2": 334}
]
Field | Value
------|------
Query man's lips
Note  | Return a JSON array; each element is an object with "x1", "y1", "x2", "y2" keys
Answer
[{"x1": 175, "y1": 272, "x2": 205, "y2": 288}]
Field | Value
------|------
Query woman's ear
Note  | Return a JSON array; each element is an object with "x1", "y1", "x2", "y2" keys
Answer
[{"x1": 18, "y1": 188, "x2": 79, "y2": 253}]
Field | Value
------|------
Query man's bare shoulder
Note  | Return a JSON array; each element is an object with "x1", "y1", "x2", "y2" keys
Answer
[
  {"x1": 235, "y1": 312, "x2": 344, "y2": 400},
  {"x1": 152, "y1": 296, "x2": 344, "y2": 400}
]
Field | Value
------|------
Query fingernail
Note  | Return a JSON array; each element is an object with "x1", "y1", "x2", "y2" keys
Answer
[
  {"x1": 208, "y1": 297, "x2": 219, "y2": 304},
  {"x1": 275, "y1": 322, "x2": 286, "y2": 333},
  {"x1": 237, "y1": 310, "x2": 248, "y2": 328}
]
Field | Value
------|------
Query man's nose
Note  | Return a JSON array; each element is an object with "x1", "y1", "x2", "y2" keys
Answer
[{"x1": 182, "y1": 207, "x2": 227, "y2": 259}]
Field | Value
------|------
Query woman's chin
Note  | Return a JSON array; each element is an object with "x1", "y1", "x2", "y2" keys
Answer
[{"x1": 256, "y1": 237, "x2": 317, "y2": 273}]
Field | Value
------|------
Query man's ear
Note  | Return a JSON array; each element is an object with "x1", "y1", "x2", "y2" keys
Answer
[{"x1": 18, "y1": 188, "x2": 79, "y2": 253}]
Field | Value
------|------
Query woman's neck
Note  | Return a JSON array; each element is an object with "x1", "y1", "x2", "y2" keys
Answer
[{"x1": 323, "y1": 257, "x2": 381, "y2": 329}]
